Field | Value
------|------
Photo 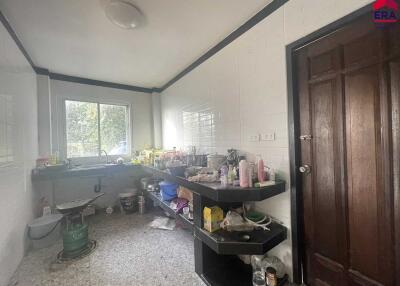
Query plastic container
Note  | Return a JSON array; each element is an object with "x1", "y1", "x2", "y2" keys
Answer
[
  {"x1": 160, "y1": 181, "x2": 178, "y2": 201},
  {"x1": 257, "y1": 155, "x2": 266, "y2": 183},
  {"x1": 27, "y1": 214, "x2": 63, "y2": 249},
  {"x1": 239, "y1": 159, "x2": 249, "y2": 188}
]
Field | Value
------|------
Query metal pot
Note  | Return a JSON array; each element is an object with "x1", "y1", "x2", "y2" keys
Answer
[
  {"x1": 140, "y1": 177, "x2": 152, "y2": 190},
  {"x1": 147, "y1": 183, "x2": 160, "y2": 192}
]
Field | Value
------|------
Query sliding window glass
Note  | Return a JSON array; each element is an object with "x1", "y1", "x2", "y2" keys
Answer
[{"x1": 65, "y1": 100, "x2": 129, "y2": 158}]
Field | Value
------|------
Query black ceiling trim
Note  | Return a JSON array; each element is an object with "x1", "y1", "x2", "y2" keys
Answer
[
  {"x1": 35, "y1": 66, "x2": 50, "y2": 75},
  {"x1": 49, "y1": 71, "x2": 155, "y2": 93},
  {"x1": 0, "y1": 9, "x2": 155, "y2": 94},
  {"x1": 1, "y1": 1, "x2": 289, "y2": 94},
  {"x1": 159, "y1": 0, "x2": 290, "y2": 92},
  {"x1": 0, "y1": 10, "x2": 36, "y2": 70}
]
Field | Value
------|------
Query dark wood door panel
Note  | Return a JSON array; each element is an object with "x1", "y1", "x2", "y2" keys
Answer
[
  {"x1": 311, "y1": 253, "x2": 346, "y2": 286},
  {"x1": 348, "y1": 270, "x2": 384, "y2": 286},
  {"x1": 391, "y1": 60, "x2": 400, "y2": 286},
  {"x1": 345, "y1": 66, "x2": 381, "y2": 281},
  {"x1": 310, "y1": 79, "x2": 341, "y2": 261},
  {"x1": 389, "y1": 26, "x2": 400, "y2": 57},
  {"x1": 310, "y1": 49, "x2": 339, "y2": 79},
  {"x1": 343, "y1": 32, "x2": 381, "y2": 68},
  {"x1": 297, "y1": 13, "x2": 396, "y2": 286}
]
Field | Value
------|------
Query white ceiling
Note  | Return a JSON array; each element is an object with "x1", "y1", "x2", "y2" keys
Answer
[{"x1": 0, "y1": 0, "x2": 272, "y2": 88}]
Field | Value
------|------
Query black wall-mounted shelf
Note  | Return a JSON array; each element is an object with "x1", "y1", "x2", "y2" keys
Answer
[
  {"x1": 195, "y1": 223, "x2": 287, "y2": 255},
  {"x1": 145, "y1": 190, "x2": 194, "y2": 231},
  {"x1": 142, "y1": 166, "x2": 286, "y2": 203},
  {"x1": 198, "y1": 247, "x2": 289, "y2": 286},
  {"x1": 143, "y1": 165, "x2": 289, "y2": 286}
]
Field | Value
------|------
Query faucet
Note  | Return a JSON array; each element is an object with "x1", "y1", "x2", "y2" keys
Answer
[{"x1": 100, "y1": 150, "x2": 110, "y2": 164}]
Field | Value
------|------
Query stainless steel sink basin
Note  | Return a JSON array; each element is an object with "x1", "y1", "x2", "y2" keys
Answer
[{"x1": 72, "y1": 163, "x2": 118, "y2": 170}]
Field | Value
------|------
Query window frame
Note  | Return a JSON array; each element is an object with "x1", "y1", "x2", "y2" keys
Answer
[{"x1": 61, "y1": 97, "x2": 132, "y2": 161}]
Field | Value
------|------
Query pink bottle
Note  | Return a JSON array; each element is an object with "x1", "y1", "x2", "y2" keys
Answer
[
  {"x1": 239, "y1": 159, "x2": 249, "y2": 188},
  {"x1": 257, "y1": 155, "x2": 265, "y2": 183}
]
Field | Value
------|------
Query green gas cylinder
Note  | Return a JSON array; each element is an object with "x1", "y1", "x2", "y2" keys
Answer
[{"x1": 62, "y1": 223, "x2": 89, "y2": 257}]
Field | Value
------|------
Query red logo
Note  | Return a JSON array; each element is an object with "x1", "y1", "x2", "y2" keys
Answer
[
  {"x1": 373, "y1": 0, "x2": 399, "y2": 23},
  {"x1": 374, "y1": 0, "x2": 398, "y2": 11}
]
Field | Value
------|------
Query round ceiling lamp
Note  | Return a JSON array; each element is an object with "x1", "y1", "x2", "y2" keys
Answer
[{"x1": 105, "y1": 0, "x2": 144, "y2": 29}]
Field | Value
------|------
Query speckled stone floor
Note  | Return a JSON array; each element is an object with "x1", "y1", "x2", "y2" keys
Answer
[{"x1": 9, "y1": 210, "x2": 205, "y2": 286}]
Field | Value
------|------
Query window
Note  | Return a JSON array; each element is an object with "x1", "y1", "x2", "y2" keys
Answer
[{"x1": 65, "y1": 100, "x2": 129, "y2": 158}]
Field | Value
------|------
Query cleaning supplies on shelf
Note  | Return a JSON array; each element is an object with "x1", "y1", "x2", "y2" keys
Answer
[
  {"x1": 220, "y1": 165, "x2": 228, "y2": 187},
  {"x1": 257, "y1": 155, "x2": 265, "y2": 183},
  {"x1": 228, "y1": 164, "x2": 235, "y2": 185},
  {"x1": 248, "y1": 162, "x2": 254, "y2": 187},
  {"x1": 239, "y1": 159, "x2": 249, "y2": 188},
  {"x1": 203, "y1": 206, "x2": 224, "y2": 232},
  {"x1": 269, "y1": 168, "x2": 276, "y2": 182}
]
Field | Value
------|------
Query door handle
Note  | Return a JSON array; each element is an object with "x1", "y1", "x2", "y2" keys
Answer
[
  {"x1": 299, "y1": 165, "x2": 311, "y2": 174},
  {"x1": 299, "y1": 135, "x2": 312, "y2": 140}
]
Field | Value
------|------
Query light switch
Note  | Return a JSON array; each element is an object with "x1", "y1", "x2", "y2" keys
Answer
[{"x1": 261, "y1": 132, "x2": 275, "y2": 141}]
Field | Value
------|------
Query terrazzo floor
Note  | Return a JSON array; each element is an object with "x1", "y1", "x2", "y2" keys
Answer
[{"x1": 9, "y1": 210, "x2": 206, "y2": 286}]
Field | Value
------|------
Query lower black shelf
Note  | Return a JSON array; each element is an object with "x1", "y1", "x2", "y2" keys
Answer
[
  {"x1": 195, "y1": 223, "x2": 287, "y2": 255},
  {"x1": 145, "y1": 190, "x2": 194, "y2": 231},
  {"x1": 199, "y1": 252, "x2": 288, "y2": 286}
]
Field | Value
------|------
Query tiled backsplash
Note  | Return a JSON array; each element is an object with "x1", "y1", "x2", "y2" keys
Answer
[{"x1": 182, "y1": 103, "x2": 216, "y2": 154}]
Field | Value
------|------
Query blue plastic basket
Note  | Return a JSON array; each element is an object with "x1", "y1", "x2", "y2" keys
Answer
[{"x1": 159, "y1": 181, "x2": 178, "y2": 201}]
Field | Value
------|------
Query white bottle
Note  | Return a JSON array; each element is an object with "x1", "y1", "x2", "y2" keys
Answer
[{"x1": 269, "y1": 168, "x2": 276, "y2": 182}]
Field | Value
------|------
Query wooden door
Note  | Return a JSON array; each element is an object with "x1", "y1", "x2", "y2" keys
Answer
[{"x1": 296, "y1": 15, "x2": 397, "y2": 286}]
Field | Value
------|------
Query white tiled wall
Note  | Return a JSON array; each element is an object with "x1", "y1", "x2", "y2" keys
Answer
[
  {"x1": 161, "y1": 0, "x2": 374, "y2": 280},
  {"x1": 0, "y1": 22, "x2": 38, "y2": 286}
]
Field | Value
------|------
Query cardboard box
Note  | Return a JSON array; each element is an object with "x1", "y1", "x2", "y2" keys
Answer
[{"x1": 203, "y1": 206, "x2": 224, "y2": 232}]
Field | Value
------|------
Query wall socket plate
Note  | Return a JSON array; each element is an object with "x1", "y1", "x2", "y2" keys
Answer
[
  {"x1": 261, "y1": 132, "x2": 275, "y2": 141},
  {"x1": 248, "y1": 134, "x2": 260, "y2": 142}
]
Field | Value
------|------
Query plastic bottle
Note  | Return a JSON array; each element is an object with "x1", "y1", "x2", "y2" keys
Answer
[
  {"x1": 228, "y1": 165, "x2": 235, "y2": 185},
  {"x1": 220, "y1": 165, "x2": 228, "y2": 187},
  {"x1": 269, "y1": 168, "x2": 276, "y2": 182},
  {"x1": 257, "y1": 155, "x2": 265, "y2": 183},
  {"x1": 239, "y1": 159, "x2": 249, "y2": 188},
  {"x1": 248, "y1": 162, "x2": 255, "y2": 187}
]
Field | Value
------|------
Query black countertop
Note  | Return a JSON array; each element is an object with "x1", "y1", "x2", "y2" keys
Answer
[
  {"x1": 142, "y1": 165, "x2": 286, "y2": 203},
  {"x1": 31, "y1": 164, "x2": 145, "y2": 181}
]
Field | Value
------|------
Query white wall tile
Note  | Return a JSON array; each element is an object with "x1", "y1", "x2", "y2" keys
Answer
[{"x1": 0, "y1": 22, "x2": 37, "y2": 286}]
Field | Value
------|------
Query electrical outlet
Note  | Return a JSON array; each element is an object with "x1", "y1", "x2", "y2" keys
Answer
[
  {"x1": 261, "y1": 132, "x2": 275, "y2": 141},
  {"x1": 248, "y1": 134, "x2": 260, "y2": 142}
]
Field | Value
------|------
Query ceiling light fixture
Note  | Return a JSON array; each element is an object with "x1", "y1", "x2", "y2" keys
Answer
[{"x1": 105, "y1": 0, "x2": 144, "y2": 29}]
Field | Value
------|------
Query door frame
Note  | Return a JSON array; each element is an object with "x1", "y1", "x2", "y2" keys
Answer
[{"x1": 286, "y1": 4, "x2": 375, "y2": 284}]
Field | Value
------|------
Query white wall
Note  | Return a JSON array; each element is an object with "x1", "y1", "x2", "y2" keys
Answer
[
  {"x1": 0, "y1": 22, "x2": 38, "y2": 286},
  {"x1": 160, "y1": 0, "x2": 373, "y2": 280},
  {"x1": 152, "y1": 92, "x2": 162, "y2": 149}
]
